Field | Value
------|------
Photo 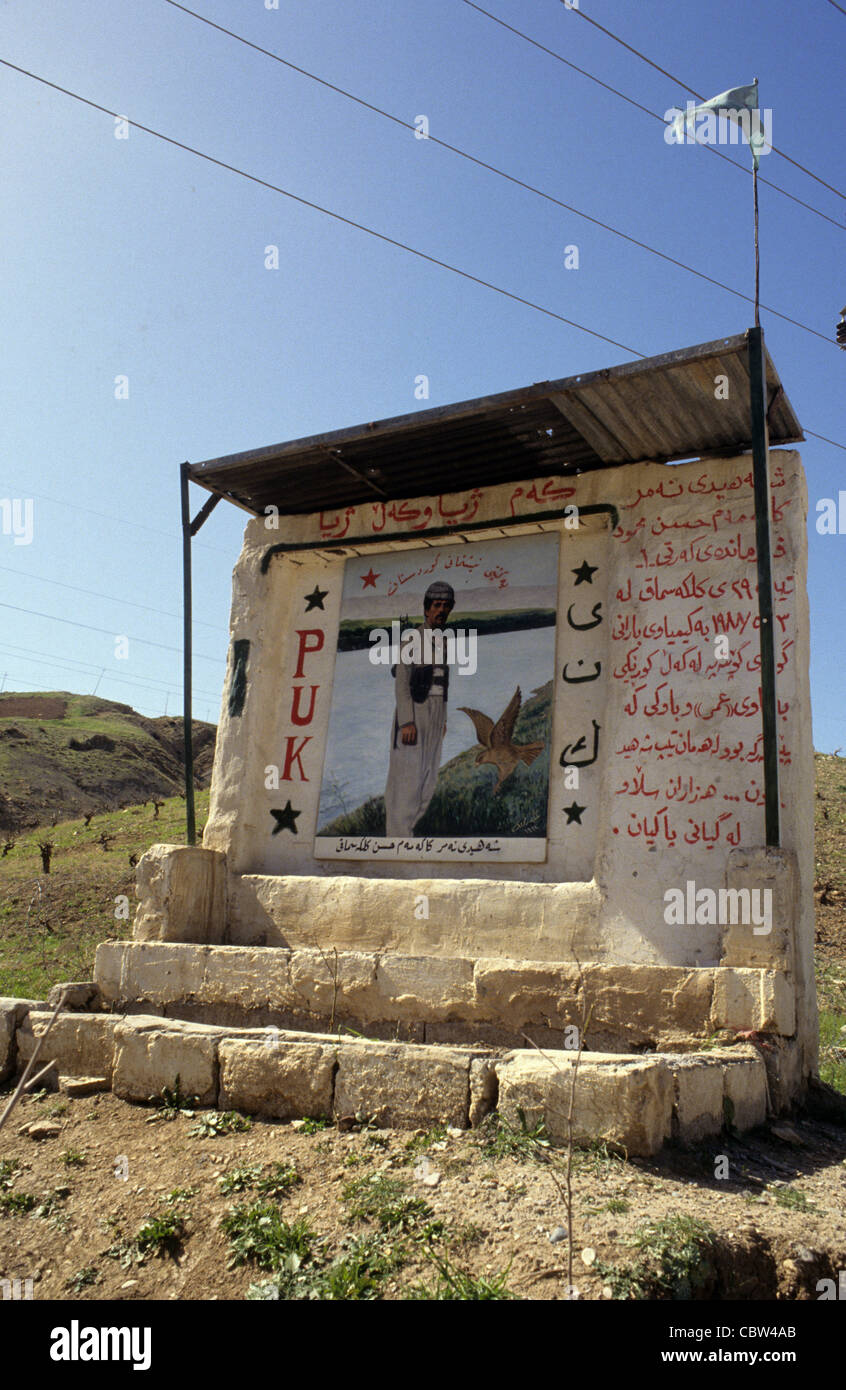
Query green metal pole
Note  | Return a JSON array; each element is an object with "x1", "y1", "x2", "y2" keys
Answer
[
  {"x1": 747, "y1": 326, "x2": 780, "y2": 847},
  {"x1": 180, "y1": 461, "x2": 196, "y2": 846}
]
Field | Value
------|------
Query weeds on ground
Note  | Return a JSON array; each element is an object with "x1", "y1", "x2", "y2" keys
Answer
[
  {"x1": 406, "y1": 1254, "x2": 517, "y2": 1301},
  {"x1": 296, "y1": 1117, "x2": 330, "y2": 1135},
  {"x1": 218, "y1": 1162, "x2": 300, "y2": 1199},
  {"x1": 105, "y1": 1204, "x2": 186, "y2": 1266},
  {"x1": 222, "y1": 1202, "x2": 313, "y2": 1274},
  {"x1": 403, "y1": 1125, "x2": 447, "y2": 1161},
  {"x1": 60, "y1": 1148, "x2": 86, "y2": 1168},
  {"x1": 0, "y1": 1158, "x2": 22, "y2": 1188},
  {"x1": 188, "y1": 1110, "x2": 252, "y2": 1139},
  {"x1": 134, "y1": 1207, "x2": 186, "y2": 1259},
  {"x1": 341, "y1": 1173, "x2": 434, "y2": 1234},
  {"x1": 0, "y1": 1190, "x2": 38, "y2": 1215},
  {"x1": 65, "y1": 1266, "x2": 100, "y2": 1292},
  {"x1": 475, "y1": 1110, "x2": 550, "y2": 1161},
  {"x1": 145, "y1": 1077, "x2": 198, "y2": 1123},
  {"x1": 219, "y1": 1164, "x2": 264, "y2": 1196},
  {"x1": 770, "y1": 1185, "x2": 820, "y2": 1213},
  {"x1": 594, "y1": 1215, "x2": 718, "y2": 1301}
]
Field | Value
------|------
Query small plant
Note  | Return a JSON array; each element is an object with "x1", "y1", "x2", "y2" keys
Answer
[
  {"x1": 32, "y1": 1186, "x2": 71, "y2": 1220},
  {"x1": 595, "y1": 1215, "x2": 717, "y2": 1301},
  {"x1": 573, "y1": 1137, "x2": 628, "y2": 1174},
  {"x1": 450, "y1": 1221, "x2": 485, "y2": 1246},
  {"x1": 0, "y1": 1158, "x2": 22, "y2": 1188},
  {"x1": 0, "y1": 1190, "x2": 38, "y2": 1215},
  {"x1": 604, "y1": 1197, "x2": 630, "y2": 1215},
  {"x1": 163, "y1": 1186, "x2": 197, "y2": 1205},
  {"x1": 342, "y1": 1174, "x2": 433, "y2": 1233},
  {"x1": 221, "y1": 1202, "x2": 313, "y2": 1272},
  {"x1": 145, "y1": 1076, "x2": 198, "y2": 1122},
  {"x1": 61, "y1": 1148, "x2": 87, "y2": 1168},
  {"x1": 66, "y1": 1266, "x2": 100, "y2": 1292},
  {"x1": 188, "y1": 1110, "x2": 252, "y2": 1138},
  {"x1": 246, "y1": 1279, "x2": 283, "y2": 1300},
  {"x1": 134, "y1": 1207, "x2": 186, "y2": 1259},
  {"x1": 407, "y1": 1255, "x2": 517, "y2": 1301},
  {"x1": 476, "y1": 1110, "x2": 550, "y2": 1161},
  {"x1": 771, "y1": 1185, "x2": 819, "y2": 1213},
  {"x1": 297, "y1": 1117, "x2": 330, "y2": 1135},
  {"x1": 315, "y1": 1235, "x2": 401, "y2": 1301},
  {"x1": 403, "y1": 1125, "x2": 447, "y2": 1161},
  {"x1": 254, "y1": 1163, "x2": 301, "y2": 1199},
  {"x1": 219, "y1": 1164, "x2": 264, "y2": 1196}
]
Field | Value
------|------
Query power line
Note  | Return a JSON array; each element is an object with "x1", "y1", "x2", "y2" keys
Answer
[
  {"x1": 160, "y1": 0, "x2": 835, "y2": 348},
  {"x1": 3, "y1": 57, "x2": 845, "y2": 452},
  {"x1": 0, "y1": 484, "x2": 233, "y2": 556},
  {"x1": 564, "y1": 1, "x2": 846, "y2": 202},
  {"x1": 462, "y1": 2, "x2": 845, "y2": 233},
  {"x1": 0, "y1": 640, "x2": 221, "y2": 700},
  {"x1": 826, "y1": 0, "x2": 846, "y2": 15},
  {"x1": 804, "y1": 428, "x2": 846, "y2": 453},
  {"x1": 0, "y1": 563, "x2": 228, "y2": 632},
  {"x1": 0, "y1": 599, "x2": 225, "y2": 663},
  {"x1": 0, "y1": 57, "x2": 642, "y2": 358},
  {"x1": 0, "y1": 671, "x2": 217, "y2": 720}
]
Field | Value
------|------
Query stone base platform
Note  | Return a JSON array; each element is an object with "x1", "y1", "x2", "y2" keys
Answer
[
  {"x1": 2, "y1": 997, "x2": 782, "y2": 1157},
  {"x1": 91, "y1": 940, "x2": 796, "y2": 1053}
]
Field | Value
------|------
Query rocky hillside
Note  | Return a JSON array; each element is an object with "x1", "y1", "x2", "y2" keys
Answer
[{"x1": 0, "y1": 691, "x2": 216, "y2": 832}]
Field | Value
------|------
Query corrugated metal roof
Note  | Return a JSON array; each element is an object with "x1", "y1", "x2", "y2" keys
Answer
[{"x1": 187, "y1": 332, "x2": 803, "y2": 517}]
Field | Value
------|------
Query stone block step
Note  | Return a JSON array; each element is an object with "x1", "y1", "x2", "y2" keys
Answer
[{"x1": 12, "y1": 1004, "x2": 771, "y2": 1155}]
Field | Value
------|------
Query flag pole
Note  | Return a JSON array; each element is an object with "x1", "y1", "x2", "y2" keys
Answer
[{"x1": 752, "y1": 76, "x2": 760, "y2": 327}]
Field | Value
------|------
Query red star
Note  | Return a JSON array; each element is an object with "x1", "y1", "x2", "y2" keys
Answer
[{"x1": 361, "y1": 567, "x2": 380, "y2": 589}]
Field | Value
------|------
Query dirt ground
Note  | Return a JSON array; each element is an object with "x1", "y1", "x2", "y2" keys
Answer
[{"x1": 1, "y1": 1083, "x2": 844, "y2": 1303}]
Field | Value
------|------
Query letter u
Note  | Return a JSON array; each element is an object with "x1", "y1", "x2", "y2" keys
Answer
[{"x1": 290, "y1": 684, "x2": 319, "y2": 726}]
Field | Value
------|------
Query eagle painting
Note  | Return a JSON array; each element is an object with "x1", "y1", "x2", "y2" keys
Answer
[{"x1": 458, "y1": 686, "x2": 545, "y2": 795}]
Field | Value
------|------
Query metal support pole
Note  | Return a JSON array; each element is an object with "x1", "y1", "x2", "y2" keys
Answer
[
  {"x1": 747, "y1": 326, "x2": 780, "y2": 847},
  {"x1": 180, "y1": 461, "x2": 196, "y2": 847}
]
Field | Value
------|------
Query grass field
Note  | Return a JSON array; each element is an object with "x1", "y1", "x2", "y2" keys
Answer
[{"x1": 0, "y1": 791, "x2": 209, "y2": 998}]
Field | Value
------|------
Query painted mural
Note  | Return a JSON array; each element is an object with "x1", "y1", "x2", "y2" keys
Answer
[{"x1": 314, "y1": 532, "x2": 559, "y2": 861}]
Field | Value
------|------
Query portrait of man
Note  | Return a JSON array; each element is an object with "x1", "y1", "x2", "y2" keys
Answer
[
  {"x1": 384, "y1": 581, "x2": 454, "y2": 836},
  {"x1": 315, "y1": 532, "x2": 558, "y2": 861}
]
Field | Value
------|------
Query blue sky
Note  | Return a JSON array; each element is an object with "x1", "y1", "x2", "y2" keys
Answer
[{"x1": 1, "y1": 0, "x2": 843, "y2": 741}]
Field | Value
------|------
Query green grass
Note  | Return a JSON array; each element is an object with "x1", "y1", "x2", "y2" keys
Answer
[
  {"x1": 341, "y1": 1174, "x2": 434, "y2": 1233},
  {"x1": 406, "y1": 1255, "x2": 517, "y2": 1301},
  {"x1": 818, "y1": 1007, "x2": 846, "y2": 1095},
  {"x1": 475, "y1": 1110, "x2": 551, "y2": 1162},
  {"x1": 0, "y1": 787, "x2": 210, "y2": 998},
  {"x1": 60, "y1": 1148, "x2": 86, "y2": 1168},
  {"x1": 0, "y1": 1158, "x2": 22, "y2": 1188},
  {"x1": 770, "y1": 1185, "x2": 820, "y2": 1213}
]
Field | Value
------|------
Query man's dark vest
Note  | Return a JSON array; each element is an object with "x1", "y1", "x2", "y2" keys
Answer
[{"x1": 391, "y1": 663, "x2": 449, "y2": 748}]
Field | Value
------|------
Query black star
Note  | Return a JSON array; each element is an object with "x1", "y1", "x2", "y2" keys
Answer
[
  {"x1": 563, "y1": 801, "x2": 586, "y2": 825},
  {"x1": 572, "y1": 560, "x2": 598, "y2": 585},
  {"x1": 270, "y1": 802, "x2": 301, "y2": 835},
  {"x1": 304, "y1": 585, "x2": 329, "y2": 611}
]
